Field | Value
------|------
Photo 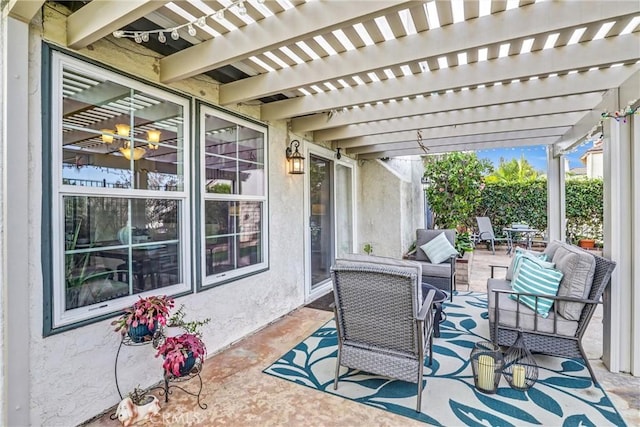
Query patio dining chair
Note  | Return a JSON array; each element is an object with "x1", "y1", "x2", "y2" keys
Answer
[
  {"x1": 331, "y1": 255, "x2": 436, "y2": 412},
  {"x1": 476, "y1": 217, "x2": 510, "y2": 255}
]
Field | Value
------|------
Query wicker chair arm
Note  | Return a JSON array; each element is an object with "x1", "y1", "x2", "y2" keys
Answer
[
  {"x1": 449, "y1": 254, "x2": 457, "y2": 274},
  {"x1": 417, "y1": 289, "x2": 436, "y2": 321}
]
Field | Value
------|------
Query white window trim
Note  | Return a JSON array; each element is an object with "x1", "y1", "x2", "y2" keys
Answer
[
  {"x1": 199, "y1": 105, "x2": 269, "y2": 286},
  {"x1": 50, "y1": 52, "x2": 192, "y2": 328}
]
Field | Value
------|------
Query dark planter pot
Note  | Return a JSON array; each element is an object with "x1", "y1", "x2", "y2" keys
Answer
[
  {"x1": 127, "y1": 322, "x2": 157, "y2": 343},
  {"x1": 178, "y1": 352, "x2": 196, "y2": 376}
]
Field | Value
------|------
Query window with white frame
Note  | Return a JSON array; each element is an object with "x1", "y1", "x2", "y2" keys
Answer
[
  {"x1": 49, "y1": 51, "x2": 191, "y2": 329},
  {"x1": 200, "y1": 105, "x2": 268, "y2": 285}
]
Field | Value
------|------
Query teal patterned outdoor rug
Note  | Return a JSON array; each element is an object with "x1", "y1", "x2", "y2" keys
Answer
[{"x1": 264, "y1": 292, "x2": 626, "y2": 426}]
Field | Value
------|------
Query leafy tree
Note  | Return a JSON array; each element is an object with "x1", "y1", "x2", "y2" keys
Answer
[
  {"x1": 485, "y1": 155, "x2": 539, "y2": 183},
  {"x1": 423, "y1": 152, "x2": 493, "y2": 229}
]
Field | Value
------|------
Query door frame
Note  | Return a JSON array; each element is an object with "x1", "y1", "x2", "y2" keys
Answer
[{"x1": 303, "y1": 143, "x2": 357, "y2": 302}]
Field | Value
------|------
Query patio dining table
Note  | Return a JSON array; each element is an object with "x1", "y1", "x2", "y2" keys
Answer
[{"x1": 503, "y1": 226, "x2": 539, "y2": 255}]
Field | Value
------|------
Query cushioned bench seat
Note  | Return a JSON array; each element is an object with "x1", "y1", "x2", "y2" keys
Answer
[{"x1": 487, "y1": 278, "x2": 579, "y2": 337}]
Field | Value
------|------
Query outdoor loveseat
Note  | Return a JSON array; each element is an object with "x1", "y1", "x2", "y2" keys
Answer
[{"x1": 487, "y1": 240, "x2": 616, "y2": 384}]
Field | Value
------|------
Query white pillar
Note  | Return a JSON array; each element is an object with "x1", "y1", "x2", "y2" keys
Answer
[
  {"x1": 602, "y1": 75, "x2": 639, "y2": 374},
  {"x1": 1, "y1": 16, "x2": 32, "y2": 426},
  {"x1": 632, "y1": 111, "x2": 640, "y2": 376},
  {"x1": 546, "y1": 146, "x2": 565, "y2": 242}
]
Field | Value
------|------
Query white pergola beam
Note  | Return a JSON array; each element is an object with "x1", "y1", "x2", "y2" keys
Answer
[
  {"x1": 350, "y1": 127, "x2": 569, "y2": 155},
  {"x1": 340, "y1": 112, "x2": 585, "y2": 149},
  {"x1": 262, "y1": 33, "x2": 639, "y2": 121},
  {"x1": 292, "y1": 65, "x2": 639, "y2": 132},
  {"x1": 4, "y1": 0, "x2": 45, "y2": 22},
  {"x1": 357, "y1": 136, "x2": 560, "y2": 159},
  {"x1": 317, "y1": 93, "x2": 601, "y2": 141},
  {"x1": 159, "y1": 1, "x2": 415, "y2": 83},
  {"x1": 220, "y1": 1, "x2": 638, "y2": 105},
  {"x1": 67, "y1": 0, "x2": 169, "y2": 49}
]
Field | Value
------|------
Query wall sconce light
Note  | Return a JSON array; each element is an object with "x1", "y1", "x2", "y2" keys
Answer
[
  {"x1": 147, "y1": 129, "x2": 161, "y2": 150},
  {"x1": 115, "y1": 123, "x2": 131, "y2": 137},
  {"x1": 336, "y1": 148, "x2": 342, "y2": 159},
  {"x1": 119, "y1": 141, "x2": 146, "y2": 161},
  {"x1": 101, "y1": 129, "x2": 115, "y2": 144},
  {"x1": 285, "y1": 140, "x2": 305, "y2": 174}
]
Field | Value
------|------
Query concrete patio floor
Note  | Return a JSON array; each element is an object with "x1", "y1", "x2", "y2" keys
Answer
[{"x1": 84, "y1": 247, "x2": 639, "y2": 427}]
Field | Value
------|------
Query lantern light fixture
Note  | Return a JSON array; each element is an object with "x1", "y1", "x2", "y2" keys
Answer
[
  {"x1": 115, "y1": 123, "x2": 131, "y2": 137},
  {"x1": 119, "y1": 142, "x2": 146, "y2": 161},
  {"x1": 101, "y1": 129, "x2": 115, "y2": 144},
  {"x1": 285, "y1": 140, "x2": 305, "y2": 174},
  {"x1": 147, "y1": 129, "x2": 161, "y2": 150}
]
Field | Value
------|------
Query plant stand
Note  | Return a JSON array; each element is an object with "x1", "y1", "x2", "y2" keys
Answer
[
  {"x1": 160, "y1": 359, "x2": 207, "y2": 410},
  {"x1": 111, "y1": 330, "x2": 207, "y2": 420}
]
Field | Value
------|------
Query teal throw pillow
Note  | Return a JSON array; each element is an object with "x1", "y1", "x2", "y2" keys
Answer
[
  {"x1": 510, "y1": 257, "x2": 563, "y2": 317},
  {"x1": 506, "y1": 248, "x2": 549, "y2": 281},
  {"x1": 420, "y1": 232, "x2": 458, "y2": 264}
]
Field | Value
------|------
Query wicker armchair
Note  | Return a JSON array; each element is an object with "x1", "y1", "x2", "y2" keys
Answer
[
  {"x1": 331, "y1": 255, "x2": 436, "y2": 412},
  {"x1": 488, "y1": 249, "x2": 616, "y2": 385}
]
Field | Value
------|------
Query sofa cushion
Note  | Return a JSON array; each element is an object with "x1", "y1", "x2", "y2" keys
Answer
[
  {"x1": 420, "y1": 232, "x2": 458, "y2": 264},
  {"x1": 506, "y1": 247, "x2": 549, "y2": 281},
  {"x1": 510, "y1": 257, "x2": 563, "y2": 317},
  {"x1": 543, "y1": 240, "x2": 563, "y2": 261},
  {"x1": 487, "y1": 279, "x2": 579, "y2": 337},
  {"x1": 551, "y1": 245, "x2": 596, "y2": 320}
]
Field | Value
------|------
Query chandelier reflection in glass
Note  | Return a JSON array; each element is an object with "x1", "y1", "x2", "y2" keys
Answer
[{"x1": 100, "y1": 124, "x2": 162, "y2": 161}]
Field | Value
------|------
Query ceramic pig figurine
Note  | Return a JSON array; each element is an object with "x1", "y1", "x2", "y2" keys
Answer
[{"x1": 115, "y1": 395, "x2": 161, "y2": 426}]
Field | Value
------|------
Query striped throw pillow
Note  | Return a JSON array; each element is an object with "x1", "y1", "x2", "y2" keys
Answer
[
  {"x1": 419, "y1": 232, "x2": 458, "y2": 264},
  {"x1": 506, "y1": 248, "x2": 549, "y2": 281},
  {"x1": 510, "y1": 257, "x2": 564, "y2": 317}
]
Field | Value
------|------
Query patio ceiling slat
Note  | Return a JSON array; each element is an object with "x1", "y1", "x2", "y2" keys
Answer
[
  {"x1": 159, "y1": 0, "x2": 416, "y2": 82},
  {"x1": 261, "y1": 33, "x2": 640, "y2": 121},
  {"x1": 292, "y1": 65, "x2": 636, "y2": 133}
]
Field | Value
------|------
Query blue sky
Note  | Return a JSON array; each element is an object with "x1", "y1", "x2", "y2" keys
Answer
[{"x1": 475, "y1": 144, "x2": 586, "y2": 172}]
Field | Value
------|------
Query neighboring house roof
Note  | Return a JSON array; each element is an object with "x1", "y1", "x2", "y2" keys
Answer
[{"x1": 570, "y1": 167, "x2": 587, "y2": 175}]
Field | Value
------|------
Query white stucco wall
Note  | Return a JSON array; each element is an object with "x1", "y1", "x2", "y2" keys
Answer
[
  {"x1": 12, "y1": 6, "x2": 307, "y2": 426},
  {"x1": 357, "y1": 157, "x2": 424, "y2": 258}
]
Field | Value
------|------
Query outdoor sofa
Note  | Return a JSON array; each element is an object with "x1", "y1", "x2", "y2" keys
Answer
[{"x1": 487, "y1": 240, "x2": 616, "y2": 384}]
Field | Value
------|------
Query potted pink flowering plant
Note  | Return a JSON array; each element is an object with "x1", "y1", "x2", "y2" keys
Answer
[
  {"x1": 112, "y1": 295, "x2": 175, "y2": 343},
  {"x1": 155, "y1": 333, "x2": 206, "y2": 377}
]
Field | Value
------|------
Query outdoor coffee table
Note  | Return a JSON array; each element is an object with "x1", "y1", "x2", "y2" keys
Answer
[{"x1": 422, "y1": 282, "x2": 448, "y2": 338}]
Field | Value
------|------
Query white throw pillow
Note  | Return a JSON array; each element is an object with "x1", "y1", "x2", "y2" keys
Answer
[{"x1": 419, "y1": 232, "x2": 458, "y2": 264}]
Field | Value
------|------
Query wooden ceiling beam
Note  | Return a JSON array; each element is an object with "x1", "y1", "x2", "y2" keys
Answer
[{"x1": 67, "y1": 0, "x2": 170, "y2": 49}]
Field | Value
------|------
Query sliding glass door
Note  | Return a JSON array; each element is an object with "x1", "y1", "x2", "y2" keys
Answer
[{"x1": 305, "y1": 147, "x2": 355, "y2": 300}]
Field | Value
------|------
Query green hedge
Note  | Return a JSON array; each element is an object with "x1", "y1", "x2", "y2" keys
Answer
[{"x1": 472, "y1": 179, "x2": 603, "y2": 242}]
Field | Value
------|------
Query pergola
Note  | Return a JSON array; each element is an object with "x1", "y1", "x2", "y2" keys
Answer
[{"x1": 2, "y1": 1, "x2": 639, "y2": 425}]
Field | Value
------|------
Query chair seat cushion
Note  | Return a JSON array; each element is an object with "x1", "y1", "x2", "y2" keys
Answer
[
  {"x1": 551, "y1": 245, "x2": 596, "y2": 321},
  {"x1": 487, "y1": 279, "x2": 579, "y2": 337},
  {"x1": 419, "y1": 232, "x2": 458, "y2": 264},
  {"x1": 418, "y1": 261, "x2": 452, "y2": 278}
]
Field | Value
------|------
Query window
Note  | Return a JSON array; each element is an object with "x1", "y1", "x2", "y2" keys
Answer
[
  {"x1": 49, "y1": 51, "x2": 191, "y2": 329},
  {"x1": 199, "y1": 105, "x2": 268, "y2": 285}
]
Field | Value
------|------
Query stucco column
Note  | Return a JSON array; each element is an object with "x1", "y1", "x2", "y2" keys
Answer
[
  {"x1": 602, "y1": 76, "x2": 639, "y2": 374},
  {"x1": 546, "y1": 146, "x2": 565, "y2": 242},
  {"x1": 1, "y1": 16, "x2": 31, "y2": 426}
]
